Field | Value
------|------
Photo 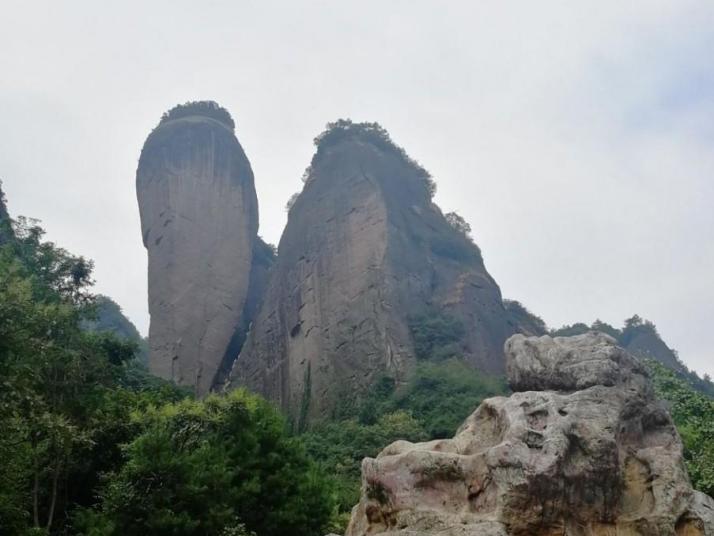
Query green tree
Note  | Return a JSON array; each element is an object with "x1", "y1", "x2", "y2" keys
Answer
[
  {"x1": 80, "y1": 390, "x2": 335, "y2": 536},
  {"x1": 0, "y1": 217, "x2": 184, "y2": 535},
  {"x1": 646, "y1": 360, "x2": 714, "y2": 497},
  {"x1": 408, "y1": 310, "x2": 465, "y2": 361}
]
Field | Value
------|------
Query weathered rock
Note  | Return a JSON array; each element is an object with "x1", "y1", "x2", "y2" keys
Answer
[
  {"x1": 505, "y1": 332, "x2": 651, "y2": 393},
  {"x1": 346, "y1": 333, "x2": 714, "y2": 536},
  {"x1": 137, "y1": 102, "x2": 258, "y2": 395},
  {"x1": 229, "y1": 121, "x2": 517, "y2": 421}
]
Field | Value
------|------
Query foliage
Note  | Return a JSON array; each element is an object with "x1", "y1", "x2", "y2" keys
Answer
[
  {"x1": 503, "y1": 299, "x2": 548, "y2": 335},
  {"x1": 252, "y1": 237, "x2": 276, "y2": 266},
  {"x1": 1, "y1": 214, "x2": 334, "y2": 536},
  {"x1": 303, "y1": 410, "x2": 426, "y2": 513},
  {"x1": 303, "y1": 119, "x2": 436, "y2": 198},
  {"x1": 82, "y1": 295, "x2": 148, "y2": 364},
  {"x1": 646, "y1": 360, "x2": 714, "y2": 497},
  {"x1": 304, "y1": 360, "x2": 507, "y2": 530},
  {"x1": 428, "y1": 231, "x2": 481, "y2": 262},
  {"x1": 159, "y1": 101, "x2": 235, "y2": 131},
  {"x1": 81, "y1": 390, "x2": 334, "y2": 536},
  {"x1": 0, "y1": 218, "x2": 160, "y2": 534},
  {"x1": 408, "y1": 309, "x2": 465, "y2": 361},
  {"x1": 389, "y1": 360, "x2": 507, "y2": 438},
  {"x1": 444, "y1": 211, "x2": 471, "y2": 238},
  {"x1": 550, "y1": 322, "x2": 592, "y2": 338},
  {"x1": 285, "y1": 192, "x2": 299, "y2": 213}
]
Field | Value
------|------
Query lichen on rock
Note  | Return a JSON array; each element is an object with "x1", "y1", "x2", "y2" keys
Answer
[{"x1": 345, "y1": 332, "x2": 714, "y2": 535}]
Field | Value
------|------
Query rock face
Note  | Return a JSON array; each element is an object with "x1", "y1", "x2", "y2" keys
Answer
[
  {"x1": 229, "y1": 122, "x2": 517, "y2": 421},
  {"x1": 137, "y1": 102, "x2": 259, "y2": 395},
  {"x1": 346, "y1": 332, "x2": 714, "y2": 536}
]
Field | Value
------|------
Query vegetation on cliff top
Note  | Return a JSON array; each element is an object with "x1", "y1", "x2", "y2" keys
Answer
[
  {"x1": 302, "y1": 119, "x2": 437, "y2": 198},
  {"x1": 158, "y1": 101, "x2": 235, "y2": 131}
]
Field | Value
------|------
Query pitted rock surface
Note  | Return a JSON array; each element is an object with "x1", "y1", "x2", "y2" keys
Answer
[{"x1": 346, "y1": 333, "x2": 714, "y2": 536}]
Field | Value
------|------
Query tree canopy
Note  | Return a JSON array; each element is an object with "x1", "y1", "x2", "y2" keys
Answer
[{"x1": 0, "y1": 215, "x2": 335, "y2": 536}]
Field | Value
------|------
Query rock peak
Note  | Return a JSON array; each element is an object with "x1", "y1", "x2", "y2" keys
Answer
[{"x1": 137, "y1": 102, "x2": 257, "y2": 395}]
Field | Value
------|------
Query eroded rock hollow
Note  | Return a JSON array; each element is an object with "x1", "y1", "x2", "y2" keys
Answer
[{"x1": 346, "y1": 332, "x2": 714, "y2": 536}]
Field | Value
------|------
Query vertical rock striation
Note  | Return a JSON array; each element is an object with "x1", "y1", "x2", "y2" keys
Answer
[
  {"x1": 230, "y1": 121, "x2": 517, "y2": 422},
  {"x1": 137, "y1": 102, "x2": 258, "y2": 395}
]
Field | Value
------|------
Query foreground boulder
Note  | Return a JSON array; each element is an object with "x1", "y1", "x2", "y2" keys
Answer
[{"x1": 346, "y1": 332, "x2": 714, "y2": 536}]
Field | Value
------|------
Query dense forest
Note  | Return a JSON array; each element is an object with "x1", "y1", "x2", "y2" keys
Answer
[{"x1": 1, "y1": 208, "x2": 713, "y2": 535}]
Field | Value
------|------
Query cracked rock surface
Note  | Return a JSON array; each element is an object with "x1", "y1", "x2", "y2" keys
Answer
[
  {"x1": 137, "y1": 112, "x2": 258, "y2": 395},
  {"x1": 346, "y1": 332, "x2": 714, "y2": 536}
]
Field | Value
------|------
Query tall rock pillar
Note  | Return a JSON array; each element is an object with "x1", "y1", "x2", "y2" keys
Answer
[{"x1": 137, "y1": 102, "x2": 258, "y2": 395}]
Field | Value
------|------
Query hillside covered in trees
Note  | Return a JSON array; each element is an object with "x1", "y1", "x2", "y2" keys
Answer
[{"x1": 0, "y1": 203, "x2": 335, "y2": 536}]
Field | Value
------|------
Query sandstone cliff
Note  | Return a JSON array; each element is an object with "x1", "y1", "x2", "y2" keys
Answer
[
  {"x1": 346, "y1": 332, "x2": 714, "y2": 536},
  {"x1": 230, "y1": 121, "x2": 518, "y2": 422},
  {"x1": 137, "y1": 101, "x2": 259, "y2": 395}
]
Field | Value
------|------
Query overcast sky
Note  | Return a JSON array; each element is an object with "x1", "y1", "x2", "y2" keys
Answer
[{"x1": 1, "y1": 1, "x2": 712, "y2": 376}]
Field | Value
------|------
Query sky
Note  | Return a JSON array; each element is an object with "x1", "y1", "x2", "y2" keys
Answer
[{"x1": 1, "y1": 1, "x2": 712, "y2": 376}]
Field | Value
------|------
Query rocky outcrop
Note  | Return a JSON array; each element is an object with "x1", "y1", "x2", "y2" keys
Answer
[
  {"x1": 346, "y1": 332, "x2": 714, "y2": 536},
  {"x1": 229, "y1": 121, "x2": 517, "y2": 421},
  {"x1": 137, "y1": 102, "x2": 259, "y2": 395}
]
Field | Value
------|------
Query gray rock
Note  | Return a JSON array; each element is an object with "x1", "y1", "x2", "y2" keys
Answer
[
  {"x1": 137, "y1": 105, "x2": 258, "y2": 395},
  {"x1": 230, "y1": 125, "x2": 517, "y2": 421},
  {"x1": 346, "y1": 334, "x2": 714, "y2": 535},
  {"x1": 506, "y1": 331, "x2": 650, "y2": 393}
]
